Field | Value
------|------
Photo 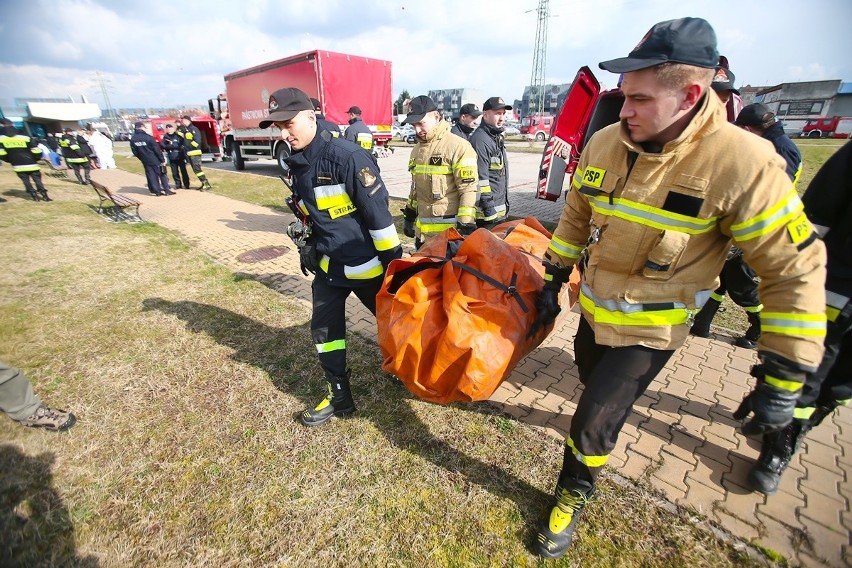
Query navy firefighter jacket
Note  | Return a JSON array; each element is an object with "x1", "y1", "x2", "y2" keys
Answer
[{"x1": 285, "y1": 130, "x2": 402, "y2": 287}]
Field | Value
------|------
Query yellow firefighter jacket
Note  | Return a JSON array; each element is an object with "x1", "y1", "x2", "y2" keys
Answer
[
  {"x1": 547, "y1": 91, "x2": 826, "y2": 368},
  {"x1": 407, "y1": 120, "x2": 478, "y2": 240}
]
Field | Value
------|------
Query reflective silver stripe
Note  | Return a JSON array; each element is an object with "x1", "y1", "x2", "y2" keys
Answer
[
  {"x1": 369, "y1": 225, "x2": 400, "y2": 251},
  {"x1": 548, "y1": 235, "x2": 583, "y2": 259},
  {"x1": 826, "y1": 290, "x2": 850, "y2": 310},
  {"x1": 343, "y1": 256, "x2": 383, "y2": 279},
  {"x1": 313, "y1": 183, "x2": 346, "y2": 200},
  {"x1": 730, "y1": 191, "x2": 803, "y2": 241},
  {"x1": 494, "y1": 204, "x2": 507, "y2": 213},
  {"x1": 478, "y1": 180, "x2": 490, "y2": 188},
  {"x1": 419, "y1": 216, "x2": 458, "y2": 225},
  {"x1": 588, "y1": 195, "x2": 717, "y2": 234},
  {"x1": 581, "y1": 281, "x2": 687, "y2": 313}
]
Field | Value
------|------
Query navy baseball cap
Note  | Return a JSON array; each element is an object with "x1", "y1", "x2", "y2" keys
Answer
[
  {"x1": 599, "y1": 17, "x2": 719, "y2": 73},
  {"x1": 710, "y1": 66, "x2": 739, "y2": 94},
  {"x1": 735, "y1": 103, "x2": 774, "y2": 127},
  {"x1": 483, "y1": 97, "x2": 512, "y2": 111},
  {"x1": 403, "y1": 96, "x2": 438, "y2": 125},
  {"x1": 459, "y1": 103, "x2": 482, "y2": 118},
  {"x1": 259, "y1": 88, "x2": 314, "y2": 128}
]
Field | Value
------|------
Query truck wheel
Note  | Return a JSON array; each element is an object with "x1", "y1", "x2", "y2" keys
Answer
[
  {"x1": 275, "y1": 143, "x2": 291, "y2": 174},
  {"x1": 808, "y1": 130, "x2": 821, "y2": 139},
  {"x1": 232, "y1": 141, "x2": 245, "y2": 170},
  {"x1": 536, "y1": 131, "x2": 546, "y2": 141}
]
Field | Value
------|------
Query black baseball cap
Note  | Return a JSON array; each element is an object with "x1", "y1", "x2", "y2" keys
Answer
[
  {"x1": 599, "y1": 17, "x2": 719, "y2": 73},
  {"x1": 483, "y1": 97, "x2": 512, "y2": 111},
  {"x1": 165, "y1": 123, "x2": 174, "y2": 128},
  {"x1": 346, "y1": 106, "x2": 362, "y2": 115},
  {"x1": 310, "y1": 97, "x2": 322, "y2": 111},
  {"x1": 180, "y1": 115, "x2": 192, "y2": 121},
  {"x1": 459, "y1": 103, "x2": 482, "y2": 118},
  {"x1": 403, "y1": 95, "x2": 438, "y2": 124},
  {"x1": 64, "y1": 127, "x2": 74, "y2": 133},
  {"x1": 710, "y1": 66, "x2": 739, "y2": 94},
  {"x1": 133, "y1": 121, "x2": 144, "y2": 129},
  {"x1": 735, "y1": 103, "x2": 774, "y2": 127},
  {"x1": 259, "y1": 87, "x2": 314, "y2": 128}
]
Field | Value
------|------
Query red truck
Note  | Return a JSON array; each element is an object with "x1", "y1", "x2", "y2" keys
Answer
[
  {"x1": 147, "y1": 116, "x2": 222, "y2": 161},
  {"x1": 211, "y1": 50, "x2": 393, "y2": 174},
  {"x1": 800, "y1": 116, "x2": 852, "y2": 139},
  {"x1": 520, "y1": 113, "x2": 554, "y2": 141},
  {"x1": 536, "y1": 67, "x2": 623, "y2": 201}
]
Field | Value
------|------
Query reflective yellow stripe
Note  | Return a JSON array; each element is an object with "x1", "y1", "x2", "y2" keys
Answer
[
  {"x1": 566, "y1": 437, "x2": 609, "y2": 468},
  {"x1": 316, "y1": 339, "x2": 346, "y2": 353},
  {"x1": 743, "y1": 304, "x2": 763, "y2": 314},
  {"x1": 761, "y1": 311, "x2": 826, "y2": 337},
  {"x1": 827, "y1": 306, "x2": 841, "y2": 323},
  {"x1": 369, "y1": 225, "x2": 401, "y2": 251},
  {"x1": 12, "y1": 164, "x2": 40, "y2": 172},
  {"x1": 314, "y1": 183, "x2": 353, "y2": 211},
  {"x1": 319, "y1": 255, "x2": 330, "y2": 273},
  {"x1": 457, "y1": 206, "x2": 476, "y2": 217},
  {"x1": 479, "y1": 186, "x2": 492, "y2": 193},
  {"x1": 588, "y1": 195, "x2": 717, "y2": 234},
  {"x1": 793, "y1": 407, "x2": 815, "y2": 420},
  {"x1": 417, "y1": 219, "x2": 456, "y2": 233},
  {"x1": 730, "y1": 190, "x2": 803, "y2": 241},
  {"x1": 572, "y1": 170, "x2": 583, "y2": 190},
  {"x1": 344, "y1": 256, "x2": 383, "y2": 279},
  {"x1": 710, "y1": 291, "x2": 725, "y2": 302},
  {"x1": 413, "y1": 164, "x2": 452, "y2": 175},
  {"x1": 765, "y1": 375, "x2": 803, "y2": 392},
  {"x1": 548, "y1": 235, "x2": 583, "y2": 260},
  {"x1": 579, "y1": 289, "x2": 689, "y2": 326}
]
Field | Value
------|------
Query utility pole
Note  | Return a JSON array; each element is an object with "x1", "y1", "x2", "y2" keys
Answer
[
  {"x1": 97, "y1": 71, "x2": 118, "y2": 134},
  {"x1": 527, "y1": 0, "x2": 550, "y2": 117}
]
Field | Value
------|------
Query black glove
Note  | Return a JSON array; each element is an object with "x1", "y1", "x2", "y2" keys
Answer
[
  {"x1": 479, "y1": 193, "x2": 497, "y2": 219},
  {"x1": 527, "y1": 263, "x2": 572, "y2": 338},
  {"x1": 402, "y1": 206, "x2": 417, "y2": 238},
  {"x1": 457, "y1": 222, "x2": 476, "y2": 236},
  {"x1": 299, "y1": 240, "x2": 319, "y2": 277},
  {"x1": 733, "y1": 357, "x2": 805, "y2": 436}
]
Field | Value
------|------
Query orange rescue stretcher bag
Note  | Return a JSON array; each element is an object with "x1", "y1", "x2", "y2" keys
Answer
[{"x1": 376, "y1": 217, "x2": 579, "y2": 404}]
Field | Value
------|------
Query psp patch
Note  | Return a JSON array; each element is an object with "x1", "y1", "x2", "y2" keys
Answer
[{"x1": 358, "y1": 167, "x2": 378, "y2": 188}]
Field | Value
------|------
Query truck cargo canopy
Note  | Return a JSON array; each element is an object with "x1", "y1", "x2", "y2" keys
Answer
[{"x1": 27, "y1": 102, "x2": 101, "y2": 121}]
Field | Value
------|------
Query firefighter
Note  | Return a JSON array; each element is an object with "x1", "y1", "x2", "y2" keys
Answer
[
  {"x1": 259, "y1": 87, "x2": 402, "y2": 427},
  {"x1": 344, "y1": 105, "x2": 373, "y2": 151},
  {"x1": 311, "y1": 97, "x2": 341, "y2": 138},
  {"x1": 59, "y1": 127, "x2": 92, "y2": 185},
  {"x1": 160, "y1": 123, "x2": 190, "y2": 189},
  {"x1": 527, "y1": 18, "x2": 826, "y2": 558},
  {"x1": 469, "y1": 97, "x2": 512, "y2": 228},
  {"x1": 691, "y1": 102, "x2": 803, "y2": 348},
  {"x1": 0, "y1": 124, "x2": 51, "y2": 202},
  {"x1": 400, "y1": 95, "x2": 478, "y2": 247},
  {"x1": 130, "y1": 122, "x2": 173, "y2": 196},
  {"x1": 746, "y1": 140, "x2": 852, "y2": 495},
  {"x1": 450, "y1": 103, "x2": 482, "y2": 141},
  {"x1": 178, "y1": 115, "x2": 212, "y2": 191}
]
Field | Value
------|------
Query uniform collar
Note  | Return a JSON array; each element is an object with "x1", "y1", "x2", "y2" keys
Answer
[
  {"x1": 423, "y1": 119, "x2": 449, "y2": 143},
  {"x1": 285, "y1": 128, "x2": 331, "y2": 170}
]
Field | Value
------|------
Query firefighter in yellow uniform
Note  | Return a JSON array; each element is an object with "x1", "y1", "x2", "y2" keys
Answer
[
  {"x1": 527, "y1": 18, "x2": 826, "y2": 558},
  {"x1": 401, "y1": 95, "x2": 478, "y2": 246}
]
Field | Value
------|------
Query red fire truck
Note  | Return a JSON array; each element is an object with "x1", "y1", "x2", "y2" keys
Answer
[
  {"x1": 147, "y1": 116, "x2": 223, "y2": 161},
  {"x1": 210, "y1": 50, "x2": 393, "y2": 174}
]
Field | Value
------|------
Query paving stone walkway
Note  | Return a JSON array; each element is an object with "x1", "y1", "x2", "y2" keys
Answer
[{"x1": 90, "y1": 167, "x2": 850, "y2": 567}]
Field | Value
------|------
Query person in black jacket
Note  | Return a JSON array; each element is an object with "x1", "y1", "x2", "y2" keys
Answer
[
  {"x1": 450, "y1": 103, "x2": 482, "y2": 141},
  {"x1": 343, "y1": 105, "x2": 373, "y2": 150},
  {"x1": 130, "y1": 122, "x2": 173, "y2": 196},
  {"x1": 0, "y1": 124, "x2": 51, "y2": 201},
  {"x1": 59, "y1": 127, "x2": 92, "y2": 185},
  {"x1": 160, "y1": 123, "x2": 190, "y2": 189},
  {"x1": 469, "y1": 96, "x2": 512, "y2": 227},
  {"x1": 746, "y1": 140, "x2": 852, "y2": 495},
  {"x1": 178, "y1": 116, "x2": 212, "y2": 191},
  {"x1": 259, "y1": 87, "x2": 402, "y2": 427},
  {"x1": 311, "y1": 97, "x2": 341, "y2": 138}
]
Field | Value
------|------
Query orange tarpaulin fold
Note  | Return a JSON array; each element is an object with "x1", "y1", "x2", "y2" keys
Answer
[{"x1": 377, "y1": 217, "x2": 579, "y2": 404}]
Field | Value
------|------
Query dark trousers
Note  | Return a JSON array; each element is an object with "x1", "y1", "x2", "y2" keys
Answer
[
  {"x1": 17, "y1": 171, "x2": 46, "y2": 196},
  {"x1": 169, "y1": 159, "x2": 190, "y2": 188},
  {"x1": 798, "y1": 296, "x2": 852, "y2": 409},
  {"x1": 143, "y1": 163, "x2": 170, "y2": 195},
  {"x1": 69, "y1": 161, "x2": 91, "y2": 184},
  {"x1": 187, "y1": 154, "x2": 208, "y2": 186},
  {"x1": 561, "y1": 316, "x2": 674, "y2": 485},
  {"x1": 714, "y1": 254, "x2": 760, "y2": 308},
  {"x1": 311, "y1": 276, "x2": 381, "y2": 378}
]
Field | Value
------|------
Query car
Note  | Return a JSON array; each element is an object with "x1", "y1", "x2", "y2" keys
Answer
[
  {"x1": 404, "y1": 132, "x2": 416, "y2": 144},
  {"x1": 504, "y1": 124, "x2": 521, "y2": 136},
  {"x1": 394, "y1": 124, "x2": 414, "y2": 140}
]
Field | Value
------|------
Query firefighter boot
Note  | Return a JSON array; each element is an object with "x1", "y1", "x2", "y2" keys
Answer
[
  {"x1": 300, "y1": 371, "x2": 356, "y2": 427},
  {"x1": 735, "y1": 311, "x2": 761, "y2": 349},
  {"x1": 690, "y1": 298, "x2": 721, "y2": 338},
  {"x1": 534, "y1": 476, "x2": 595, "y2": 558},
  {"x1": 27, "y1": 191, "x2": 41, "y2": 202},
  {"x1": 747, "y1": 420, "x2": 805, "y2": 496},
  {"x1": 39, "y1": 190, "x2": 52, "y2": 202}
]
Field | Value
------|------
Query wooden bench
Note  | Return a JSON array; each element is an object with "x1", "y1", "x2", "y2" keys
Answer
[{"x1": 90, "y1": 180, "x2": 143, "y2": 222}]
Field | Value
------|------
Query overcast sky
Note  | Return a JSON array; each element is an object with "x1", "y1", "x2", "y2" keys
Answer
[{"x1": 1, "y1": 0, "x2": 850, "y2": 113}]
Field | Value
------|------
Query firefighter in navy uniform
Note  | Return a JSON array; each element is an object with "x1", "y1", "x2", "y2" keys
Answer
[
  {"x1": 527, "y1": 18, "x2": 826, "y2": 558},
  {"x1": 344, "y1": 105, "x2": 373, "y2": 151},
  {"x1": 59, "y1": 127, "x2": 92, "y2": 185},
  {"x1": 130, "y1": 121, "x2": 173, "y2": 196},
  {"x1": 747, "y1": 140, "x2": 852, "y2": 495},
  {"x1": 160, "y1": 123, "x2": 190, "y2": 189},
  {"x1": 178, "y1": 115, "x2": 212, "y2": 190},
  {"x1": 259, "y1": 87, "x2": 402, "y2": 427},
  {"x1": 469, "y1": 97, "x2": 511, "y2": 228},
  {"x1": 0, "y1": 124, "x2": 51, "y2": 201},
  {"x1": 402, "y1": 95, "x2": 478, "y2": 247},
  {"x1": 450, "y1": 103, "x2": 482, "y2": 141},
  {"x1": 311, "y1": 97, "x2": 341, "y2": 138}
]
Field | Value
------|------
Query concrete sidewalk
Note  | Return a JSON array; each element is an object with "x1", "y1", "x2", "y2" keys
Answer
[{"x1": 90, "y1": 168, "x2": 850, "y2": 566}]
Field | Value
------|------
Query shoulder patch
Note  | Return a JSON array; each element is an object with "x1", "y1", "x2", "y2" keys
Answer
[
  {"x1": 582, "y1": 166, "x2": 606, "y2": 188},
  {"x1": 358, "y1": 166, "x2": 378, "y2": 187}
]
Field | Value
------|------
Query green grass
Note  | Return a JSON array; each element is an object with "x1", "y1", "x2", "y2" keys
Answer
[{"x1": 0, "y1": 168, "x2": 768, "y2": 566}]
